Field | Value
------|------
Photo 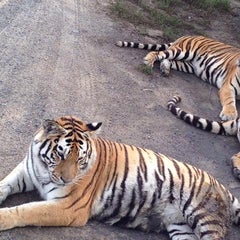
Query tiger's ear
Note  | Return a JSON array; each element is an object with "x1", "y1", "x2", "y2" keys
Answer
[
  {"x1": 86, "y1": 122, "x2": 102, "y2": 133},
  {"x1": 42, "y1": 119, "x2": 66, "y2": 136}
]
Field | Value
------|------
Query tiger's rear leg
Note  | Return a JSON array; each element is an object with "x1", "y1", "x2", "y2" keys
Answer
[
  {"x1": 144, "y1": 51, "x2": 194, "y2": 77},
  {"x1": 219, "y1": 83, "x2": 238, "y2": 120},
  {"x1": 166, "y1": 223, "x2": 197, "y2": 240},
  {"x1": 143, "y1": 51, "x2": 172, "y2": 76},
  {"x1": 231, "y1": 152, "x2": 240, "y2": 179},
  {"x1": 143, "y1": 51, "x2": 159, "y2": 67}
]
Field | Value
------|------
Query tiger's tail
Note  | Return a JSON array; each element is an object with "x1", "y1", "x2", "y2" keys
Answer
[
  {"x1": 167, "y1": 95, "x2": 239, "y2": 137},
  {"x1": 115, "y1": 41, "x2": 171, "y2": 51}
]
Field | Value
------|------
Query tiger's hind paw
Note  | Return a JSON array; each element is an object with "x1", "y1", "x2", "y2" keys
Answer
[
  {"x1": 231, "y1": 153, "x2": 240, "y2": 180},
  {"x1": 143, "y1": 51, "x2": 159, "y2": 67},
  {"x1": 219, "y1": 106, "x2": 238, "y2": 121},
  {"x1": 0, "y1": 184, "x2": 10, "y2": 204}
]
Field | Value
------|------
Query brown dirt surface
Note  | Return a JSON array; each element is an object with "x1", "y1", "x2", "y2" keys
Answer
[{"x1": 0, "y1": 0, "x2": 240, "y2": 239}]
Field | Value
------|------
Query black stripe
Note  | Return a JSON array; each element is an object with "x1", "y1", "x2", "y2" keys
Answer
[
  {"x1": 200, "y1": 230, "x2": 219, "y2": 238},
  {"x1": 168, "y1": 169, "x2": 175, "y2": 203},
  {"x1": 183, "y1": 163, "x2": 193, "y2": 188},
  {"x1": 114, "y1": 188, "x2": 136, "y2": 225},
  {"x1": 191, "y1": 192, "x2": 213, "y2": 229},
  {"x1": 47, "y1": 187, "x2": 57, "y2": 193},
  {"x1": 22, "y1": 177, "x2": 26, "y2": 192},
  {"x1": 182, "y1": 176, "x2": 196, "y2": 215},
  {"x1": 39, "y1": 139, "x2": 49, "y2": 151},
  {"x1": 182, "y1": 50, "x2": 190, "y2": 60},
  {"x1": 179, "y1": 174, "x2": 185, "y2": 205},
  {"x1": 191, "y1": 212, "x2": 207, "y2": 230},
  {"x1": 172, "y1": 159, "x2": 181, "y2": 178},
  {"x1": 107, "y1": 142, "x2": 119, "y2": 190},
  {"x1": 17, "y1": 180, "x2": 21, "y2": 191},
  {"x1": 196, "y1": 171, "x2": 205, "y2": 198},
  {"x1": 137, "y1": 167, "x2": 143, "y2": 200},
  {"x1": 100, "y1": 143, "x2": 129, "y2": 221},
  {"x1": 200, "y1": 219, "x2": 220, "y2": 226},
  {"x1": 137, "y1": 147, "x2": 148, "y2": 181},
  {"x1": 100, "y1": 140, "x2": 113, "y2": 200},
  {"x1": 175, "y1": 49, "x2": 182, "y2": 59},
  {"x1": 231, "y1": 82, "x2": 238, "y2": 96},
  {"x1": 130, "y1": 192, "x2": 147, "y2": 222},
  {"x1": 155, "y1": 170, "x2": 163, "y2": 198},
  {"x1": 29, "y1": 143, "x2": 40, "y2": 183},
  {"x1": 150, "y1": 191, "x2": 157, "y2": 208},
  {"x1": 183, "y1": 62, "x2": 194, "y2": 73},
  {"x1": 121, "y1": 145, "x2": 129, "y2": 190}
]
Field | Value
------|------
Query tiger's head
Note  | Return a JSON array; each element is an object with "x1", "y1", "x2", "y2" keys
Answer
[{"x1": 33, "y1": 116, "x2": 102, "y2": 185}]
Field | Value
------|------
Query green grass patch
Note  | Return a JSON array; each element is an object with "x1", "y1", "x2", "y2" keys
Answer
[
  {"x1": 112, "y1": 0, "x2": 144, "y2": 24},
  {"x1": 189, "y1": 0, "x2": 231, "y2": 11},
  {"x1": 111, "y1": 0, "x2": 231, "y2": 40},
  {"x1": 137, "y1": 64, "x2": 153, "y2": 75}
]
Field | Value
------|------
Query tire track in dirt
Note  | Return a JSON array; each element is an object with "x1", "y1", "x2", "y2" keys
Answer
[
  {"x1": 0, "y1": 0, "x2": 63, "y2": 170},
  {"x1": 46, "y1": 0, "x2": 102, "y2": 121},
  {"x1": 0, "y1": 0, "x2": 30, "y2": 34}
]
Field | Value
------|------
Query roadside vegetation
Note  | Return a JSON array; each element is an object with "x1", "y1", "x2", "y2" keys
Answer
[{"x1": 111, "y1": 0, "x2": 231, "y2": 40}]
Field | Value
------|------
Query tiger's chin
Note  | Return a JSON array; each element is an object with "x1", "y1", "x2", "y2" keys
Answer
[{"x1": 50, "y1": 175, "x2": 75, "y2": 185}]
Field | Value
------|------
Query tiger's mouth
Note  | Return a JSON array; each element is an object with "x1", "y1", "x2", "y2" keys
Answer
[
  {"x1": 50, "y1": 175, "x2": 68, "y2": 185},
  {"x1": 50, "y1": 173, "x2": 77, "y2": 185}
]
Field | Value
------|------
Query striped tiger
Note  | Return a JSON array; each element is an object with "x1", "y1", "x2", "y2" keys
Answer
[
  {"x1": 0, "y1": 115, "x2": 240, "y2": 239},
  {"x1": 167, "y1": 95, "x2": 240, "y2": 180},
  {"x1": 116, "y1": 35, "x2": 240, "y2": 121}
]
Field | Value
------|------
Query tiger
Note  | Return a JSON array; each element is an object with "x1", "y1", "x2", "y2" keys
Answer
[
  {"x1": 0, "y1": 115, "x2": 240, "y2": 239},
  {"x1": 167, "y1": 95, "x2": 240, "y2": 180},
  {"x1": 116, "y1": 35, "x2": 240, "y2": 121}
]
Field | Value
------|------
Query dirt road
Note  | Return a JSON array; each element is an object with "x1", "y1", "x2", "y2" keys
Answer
[{"x1": 0, "y1": 0, "x2": 240, "y2": 239}]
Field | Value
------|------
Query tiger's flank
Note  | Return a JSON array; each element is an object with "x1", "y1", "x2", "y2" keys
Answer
[{"x1": 0, "y1": 116, "x2": 239, "y2": 239}]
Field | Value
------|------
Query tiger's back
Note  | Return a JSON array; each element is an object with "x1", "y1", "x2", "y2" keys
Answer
[{"x1": 0, "y1": 116, "x2": 239, "y2": 239}]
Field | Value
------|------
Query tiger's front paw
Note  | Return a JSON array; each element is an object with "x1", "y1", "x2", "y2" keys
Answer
[
  {"x1": 143, "y1": 51, "x2": 159, "y2": 67},
  {"x1": 219, "y1": 106, "x2": 238, "y2": 121},
  {"x1": 231, "y1": 152, "x2": 240, "y2": 180},
  {"x1": 0, "y1": 208, "x2": 18, "y2": 230},
  {"x1": 0, "y1": 184, "x2": 11, "y2": 204},
  {"x1": 160, "y1": 59, "x2": 171, "y2": 77}
]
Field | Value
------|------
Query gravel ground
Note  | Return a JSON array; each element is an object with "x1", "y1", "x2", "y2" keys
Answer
[{"x1": 0, "y1": 0, "x2": 239, "y2": 239}]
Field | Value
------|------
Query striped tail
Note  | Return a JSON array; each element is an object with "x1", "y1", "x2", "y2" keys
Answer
[
  {"x1": 115, "y1": 41, "x2": 171, "y2": 51},
  {"x1": 167, "y1": 95, "x2": 239, "y2": 136}
]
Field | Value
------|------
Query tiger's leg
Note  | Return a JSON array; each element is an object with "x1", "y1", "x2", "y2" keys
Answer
[
  {"x1": 144, "y1": 51, "x2": 194, "y2": 76},
  {"x1": 231, "y1": 152, "x2": 240, "y2": 179},
  {"x1": 160, "y1": 60, "x2": 194, "y2": 77},
  {"x1": 143, "y1": 51, "x2": 159, "y2": 67},
  {"x1": 0, "y1": 160, "x2": 34, "y2": 204},
  {"x1": 0, "y1": 200, "x2": 89, "y2": 230},
  {"x1": 184, "y1": 202, "x2": 228, "y2": 239},
  {"x1": 144, "y1": 47, "x2": 189, "y2": 67},
  {"x1": 167, "y1": 223, "x2": 197, "y2": 240},
  {"x1": 219, "y1": 83, "x2": 237, "y2": 120}
]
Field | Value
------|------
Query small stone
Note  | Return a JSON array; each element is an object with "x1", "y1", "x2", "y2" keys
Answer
[{"x1": 146, "y1": 29, "x2": 164, "y2": 38}]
